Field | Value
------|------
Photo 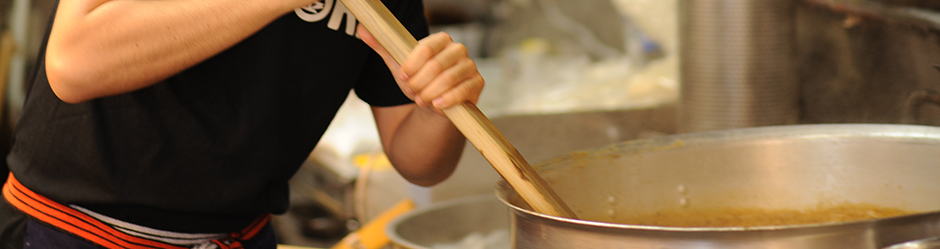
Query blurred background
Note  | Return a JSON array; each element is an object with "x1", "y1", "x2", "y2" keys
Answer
[{"x1": 3, "y1": 0, "x2": 940, "y2": 248}]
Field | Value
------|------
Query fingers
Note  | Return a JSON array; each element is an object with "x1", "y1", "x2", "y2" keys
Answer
[
  {"x1": 403, "y1": 32, "x2": 483, "y2": 110},
  {"x1": 409, "y1": 43, "x2": 467, "y2": 97},
  {"x1": 432, "y1": 74, "x2": 485, "y2": 108},
  {"x1": 415, "y1": 56, "x2": 475, "y2": 104},
  {"x1": 400, "y1": 32, "x2": 453, "y2": 78}
]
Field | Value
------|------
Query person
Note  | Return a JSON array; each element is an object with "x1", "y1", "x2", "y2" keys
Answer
[{"x1": 0, "y1": 0, "x2": 484, "y2": 247}]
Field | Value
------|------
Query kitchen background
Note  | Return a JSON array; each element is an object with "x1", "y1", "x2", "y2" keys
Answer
[{"x1": 3, "y1": 0, "x2": 940, "y2": 248}]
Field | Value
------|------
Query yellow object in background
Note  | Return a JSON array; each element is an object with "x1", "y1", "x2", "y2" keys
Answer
[
  {"x1": 353, "y1": 152, "x2": 392, "y2": 170},
  {"x1": 331, "y1": 199, "x2": 415, "y2": 249}
]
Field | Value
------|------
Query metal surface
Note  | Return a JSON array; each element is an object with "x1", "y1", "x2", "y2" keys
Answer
[
  {"x1": 386, "y1": 195, "x2": 509, "y2": 249},
  {"x1": 885, "y1": 236, "x2": 940, "y2": 249},
  {"x1": 875, "y1": 0, "x2": 940, "y2": 12},
  {"x1": 796, "y1": 0, "x2": 940, "y2": 125},
  {"x1": 679, "y1": 0, "x2": 800, "y2": 132},
  {"x1": 903, "y1": 89, "x2": 940, "y2": 124},
  {"x1": 498, "y1": 124, "x2": 940, "y2": 248}
]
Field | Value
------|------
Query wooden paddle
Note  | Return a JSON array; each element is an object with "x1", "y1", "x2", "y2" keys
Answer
[{"x1": 338, "y1": 0, "x2": 577, "y2": 219}]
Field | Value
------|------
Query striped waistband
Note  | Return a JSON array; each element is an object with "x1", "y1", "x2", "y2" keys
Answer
[{"x1": 2, "y1": 173, "x2": 269, "y2": 249}]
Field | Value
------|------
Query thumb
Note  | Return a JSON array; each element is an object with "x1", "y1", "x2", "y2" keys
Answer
[
  {"x1": 357, "y1": 23, "x2": 411, "y2": 97},
  {"x1": 358, "y1": 24, "x2": 389, "y2": 58},
  {"x1": 357, "y1": 23, "x2": 402, "y2": 75}
]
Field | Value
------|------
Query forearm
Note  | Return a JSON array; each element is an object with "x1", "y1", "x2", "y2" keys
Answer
[
  {"x1": 382, "y1": 106, "x2": 466, "y2": 187},
  {"x1": 46, "y1": 0, "x2": 307, "y2": 103}
]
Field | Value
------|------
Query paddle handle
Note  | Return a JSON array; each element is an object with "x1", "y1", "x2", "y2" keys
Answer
[{"x1": 339, "y1": 0, "x2": 577, "y2": 219}]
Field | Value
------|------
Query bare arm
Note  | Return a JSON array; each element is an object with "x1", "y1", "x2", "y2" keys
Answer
[
  {"x1": 359, "y1": 25, "x2": 484, "y2": 186},
  {"x1": 46, "y1": 0, "x2": 317, "y2": 103},
  {"x1": 372, "y1": 104, "x2": 465, "y2": 186}
]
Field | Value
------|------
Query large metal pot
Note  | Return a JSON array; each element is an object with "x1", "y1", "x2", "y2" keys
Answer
[
  {"x1": 387, "y1": 195, "x2": 510, "y2": 249},
  {"x1": 497, "y1": 124, "x2": 940, "y2": 248}
]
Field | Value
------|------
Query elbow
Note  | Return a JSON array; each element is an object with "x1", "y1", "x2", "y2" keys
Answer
[
  {"x1": 396, "y1": 160, "x2": 457, "y2": 187},
  {"x1": 386, "y1": 138, "x2": 466, "y2": 187},
  {"x1": 45, "y1": 51, "x2": 97, "y2": 104},
  {"x1": 404, "y1": 171, "x2": 454, "y2": 187}
]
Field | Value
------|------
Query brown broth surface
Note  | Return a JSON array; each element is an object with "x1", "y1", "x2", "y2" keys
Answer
[{"x1": 602, "y1": 203, "x2": 913, "y2": 228}]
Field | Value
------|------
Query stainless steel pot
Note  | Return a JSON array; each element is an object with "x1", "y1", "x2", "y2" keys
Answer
[
  {"x1": 497, "y1": 124, "x2": 940, "y2": 248},
  {"x1": 386, "y1": 195, "x2": 510, "y2": 249}
]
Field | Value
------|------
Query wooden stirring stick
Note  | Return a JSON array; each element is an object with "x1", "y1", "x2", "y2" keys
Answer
[{"x1": 339, "y1": 0, "x2": 578, "y2": 219}]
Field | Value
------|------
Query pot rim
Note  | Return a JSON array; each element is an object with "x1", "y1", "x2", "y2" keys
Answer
[
  {"x1": 386, "y1": 194, "x2": 505, "y2": 249},
  {"x1": 495, "y1": 191, "x2": 940, "y2": 232},
  {"x1": 496, "y1": 124, "x2": 940, "y2": 233}
]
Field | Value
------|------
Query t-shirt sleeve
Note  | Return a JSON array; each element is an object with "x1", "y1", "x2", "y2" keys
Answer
[{"x1": 353, "y1": 0, "x2": 429, "y2": 107}]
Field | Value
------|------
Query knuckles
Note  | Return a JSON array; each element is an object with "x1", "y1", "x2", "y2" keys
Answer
[
  {"x1": 403, "y1": 32, "x2": 485, "y2": 104},
  {"x1": 452, "y1": 43, "x2": 468, "y2": 57}
]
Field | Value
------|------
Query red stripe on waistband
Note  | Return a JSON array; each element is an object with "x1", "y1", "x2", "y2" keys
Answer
[
  {"x1": 237, "y1": 212, "x2": 270, "y2": 240},
  {"x1": 2, "y1": 173, "x2": 268, "y2": 249}
]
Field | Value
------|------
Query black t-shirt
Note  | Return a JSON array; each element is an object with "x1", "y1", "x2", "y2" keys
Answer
[{"x1": 6, "y1": 0, "x2": 426, "y2": 232}]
